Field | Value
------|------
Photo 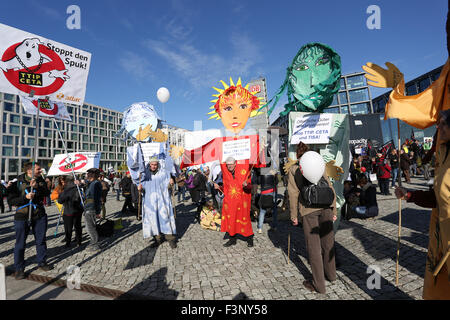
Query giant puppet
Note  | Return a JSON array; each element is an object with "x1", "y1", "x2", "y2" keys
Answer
[
  {"x1": 265, "y1": 43, "x2": 349, "y2": 231},
  {"x1": 181, "y1": 78, "x2": 266, "y2": 246},
  {"x1": 362, "y1": 8, "x2": 450, "y2": 298}
]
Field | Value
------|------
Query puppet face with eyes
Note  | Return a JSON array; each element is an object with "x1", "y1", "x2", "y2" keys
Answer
[{"x1": 289, "y1": 43, "x2": 341, "y2": 112}]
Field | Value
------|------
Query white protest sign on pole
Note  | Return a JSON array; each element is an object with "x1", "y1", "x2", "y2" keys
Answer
[
  {"x1": 47, "y1": 152, "x2": 101, "y2": 176},
  {"x1": 20, "y1": 95, "x2": 72, "y2": 121},
  {"x1": 222, "y1": 139, "x2": 251, "y2": 161},
  {"x1": 0, "y1": 23, "x2": 91, "y2": 105},
  {"x1": 140, "y1": 142, "x2": 164, "y2": 163},
  {"x1": 290, "y1": 113, "x2": 332, "y2": 145}
]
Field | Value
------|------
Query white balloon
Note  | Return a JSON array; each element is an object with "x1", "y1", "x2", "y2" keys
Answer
[
  {"x1": 157, "y1": 87, "x2": 170, "y2": 103},
  {"x1": 299, "y1": 151, "x2": 325, "y2": 184}
]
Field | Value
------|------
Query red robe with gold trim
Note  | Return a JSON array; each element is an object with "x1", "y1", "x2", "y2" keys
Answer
[{"x1": 220, "y1": 162, "x2": 253, "y2": 237}]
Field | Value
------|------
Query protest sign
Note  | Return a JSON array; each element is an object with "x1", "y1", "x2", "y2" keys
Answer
[
  {"x1": 290, "y1": 113, "x2": 332, "y2": 145},
  {"x1": 222, "y1": 139, "x2": 251, "y2": 161},
  {"x1": 20, "y1": 95, "x2": 72, "y2": 121},
  {"x1": 0, "y1": 23, "x2": 91, "y2": 105},
  {"x1": 47, "y1": 152, "x2": 100, "y2": 176}
]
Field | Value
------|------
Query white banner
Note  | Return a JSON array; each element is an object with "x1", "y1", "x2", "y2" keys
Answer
[
  {"x1": 140, "y1": 142, "x2": 164, "y2": 162},
  {"x1": 20, "y1": 95, "x2": 72, "y2": 121},
  {"x1": 0, "y1": 23, "x2": 91, "y2": 105},
  {"x1": 47, "y1": 152, "x2": 101, "y2": 176},
  {"x1": 222, "y1": 139, "x2": 251, "y2": 161},
  {"x1": 290, "y1": 113, "x2": 332, "y2": 145}
]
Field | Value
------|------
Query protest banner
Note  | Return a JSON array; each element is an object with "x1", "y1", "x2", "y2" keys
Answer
[
  {"x1": 0, "y1": 23, "x2": 91, "y2": 105},
  {"x1": 20, "y1": 95, "x2": 72, "y2": 121},
  {"x1": 47, "y1": 152, "x2": 101, "y2": 176},
  {"x1": 222, "y1": 138, "x2": 251, "y2": 161},
  {"x1": 290, "y1": 113, "x2": 332, "y2": 145}
]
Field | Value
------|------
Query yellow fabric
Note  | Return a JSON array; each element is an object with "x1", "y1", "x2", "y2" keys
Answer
[
  {"x1": 383, "y1": 58, "x2": 450, "y2": 299},
  {"x1": 54, "y1": 201, "x2": 63, "y2": 215},
  {"x1": 384, "y1": 59, "x2": 450, "y2": 129},
  {"x1": 200, "y1": 207, "x2": 221, "y2": 231}
]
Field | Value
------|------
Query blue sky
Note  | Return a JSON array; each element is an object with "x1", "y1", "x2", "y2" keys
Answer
[{"x1": 0, "y1": 0, "x2": 447, "y2": 131}]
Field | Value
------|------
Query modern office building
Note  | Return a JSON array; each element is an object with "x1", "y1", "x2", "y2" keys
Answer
[{"x1": 0, "y1": 92, "x2": 132, "y2": 180}]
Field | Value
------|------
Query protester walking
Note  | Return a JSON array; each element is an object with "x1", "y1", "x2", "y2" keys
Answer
[
  {"x1": 388, "y1": 149, "x2": 399, "y2": 188},
  {"x1": 99, "y1": 173, "x2": 110, "y2": 219},
  {"x1": 84, "y1": 168, "x2": 102, "y2": 252},
  {"x1": 256, "y1": 169, "x2": 279, "y2": 234},
  {"x1": 57, "y1": 175, "x2": 83, "y2": 248},
  {"x1": 119, "y1": 171, "x2": 134, "y2": 214},
  {"x1": 7, "y1": 162, "x2": 53, "y2": 280},
  {"x1": 400, "y1": 149, "x2": 411, "y2": 183},
  {"x1": 113, "y1": 174, "x2": 122, "y2": 201}
]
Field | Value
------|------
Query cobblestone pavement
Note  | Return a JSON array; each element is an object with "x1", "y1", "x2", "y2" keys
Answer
[{"x1": 0, "y1": 177, "x2": 431, "y2": 300}]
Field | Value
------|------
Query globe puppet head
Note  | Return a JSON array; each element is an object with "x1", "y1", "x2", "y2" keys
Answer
[
  {"x1": 288, "y1": 43, "x2": 341, "y2": 112},
  {"x1": 208, "y1": 77, "x2": 263, "y2": 134}
]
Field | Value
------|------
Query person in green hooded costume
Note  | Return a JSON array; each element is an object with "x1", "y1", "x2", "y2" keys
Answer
[{"x1": 265, "y1": 42, "x2": 350, "y2": 234}]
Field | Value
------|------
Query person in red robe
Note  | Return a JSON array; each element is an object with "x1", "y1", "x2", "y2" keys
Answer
[{"x1": 215, "y1": 157, "x2": 254, "y2": 247}]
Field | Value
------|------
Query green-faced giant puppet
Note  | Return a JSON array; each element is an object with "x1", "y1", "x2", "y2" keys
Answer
[{"x1": 265, "y1": 42, "x2": 350, "y2": 232}]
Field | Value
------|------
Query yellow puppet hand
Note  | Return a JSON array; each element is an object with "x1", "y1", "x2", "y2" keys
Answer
[
  {"x1": 136, "y1": 124, "x2": 153, "y2": 141},
  {"x1": 362, "y1": 62, "x2": 404, "y2": 88},
  {"x1": 326, "y1": 160, "x2": 344, "y2": 180},
  {"x1": 150, "y1": 129, "x2": 168, "y2": 142},
  {"x1": 283, "y1": 158, "x2": 297, "y2": 174},
  {"x1": 169, "y1": 145, "x2": 184, "y2": 159}
]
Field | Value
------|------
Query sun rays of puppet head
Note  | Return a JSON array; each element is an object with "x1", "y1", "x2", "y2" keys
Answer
[{"x1": 208, "y1": 77, "x2": 263, "y2": 134}]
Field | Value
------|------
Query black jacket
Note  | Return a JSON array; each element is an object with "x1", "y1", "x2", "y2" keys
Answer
[
  {"x1": 359, "y1": 183, "x2": 378, "y2": 208},
  {"x1": 258, "y1": 174, "x2": 277, "y2": 192},
  {"x1": 120, "y1": 177, "x2": 133, "y2": 195},
  {"x1": 193, "y1": 173, "x2": 206, "y2": 192},
  {"x1": 7, "y1": 173, "x2": 50, "y2": 221},
  {"x1": 388, "y1": 153, "x2": 399, "y2": 169},
  {"x1": 400, "y1": 153, "x2": 411, "y2": 170},
  {"x1": 58, "y1": 182, "x2": 83, "y2": 216}
]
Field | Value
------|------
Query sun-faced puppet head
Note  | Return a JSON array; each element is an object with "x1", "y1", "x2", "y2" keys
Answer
[{"x1": 208, "y1": 77, "x2": 263, "y2": 134}]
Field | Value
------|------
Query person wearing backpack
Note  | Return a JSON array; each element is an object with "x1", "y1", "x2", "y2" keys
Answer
[
  {"x1": 288, "y1": 142, "x2": 337, "y2": 294},
  {"x1": 57, "y1": 175, "x2": 84, "y2": 248}
]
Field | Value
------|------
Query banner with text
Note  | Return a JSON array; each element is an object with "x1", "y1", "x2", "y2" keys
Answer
[
  {"x1": 290, "y1": 113, "x2": 332, "y2": 145},
  {"x1": 20, "y1": 95, "x2": 72, "y2": 121},
  {"x1": 0, "y1": 23, "x2": 91, "y2": 105},
  {"x1": 47, "y1": 152, "x2": 101, "y2": 176},
  {"x1": 222, "y1": 139, "x2": 251, "y2": 161}
]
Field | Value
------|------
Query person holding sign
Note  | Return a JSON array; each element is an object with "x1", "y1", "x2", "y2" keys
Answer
[
  {"x1": 137, "y1": 157, "x2": 177, "y2": 249},
  {"x1": 219, "y1": 157, "x2": 254, "y2": 247},
  {"x1": 7, "y1": 162, "x2": 52, "y2": 280}
]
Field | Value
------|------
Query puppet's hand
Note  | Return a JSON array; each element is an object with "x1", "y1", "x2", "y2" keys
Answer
[
  {"x1": 283, "y1": 158, "x2": 297, "y2": 174},
  {"x1": 362, "y1": 62, "x2": 403, "y2": 88},
  {"x1": 136, "y1": 125, "x2": 153, "y2": 141},
  {"x1": 150, "y1": 129, "x2": 168, "y2": 142},
  {"x1": 169, "y1": 145, "x2": 184, "y2": 159},
  {"x1": 326, "y1": 160, "x2": 344, "y2": 180}
]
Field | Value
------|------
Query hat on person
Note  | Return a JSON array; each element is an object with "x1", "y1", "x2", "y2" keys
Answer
[
  {"x1": 87, "y1": 168, "x2": 101, "y2": 175},
  {"x1": 225, "y1": 157, "x2": 236, "y2": 164},
  {"x1": 125, "y1": 171, "x2": 130, "y2": 175}
]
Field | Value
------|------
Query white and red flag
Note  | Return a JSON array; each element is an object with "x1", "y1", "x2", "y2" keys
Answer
[{"x1": 20, "y1": 95, "x2": 72, "y2": 121}]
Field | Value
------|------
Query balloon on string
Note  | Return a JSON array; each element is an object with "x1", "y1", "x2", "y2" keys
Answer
[
  {"x1": 157, "y1": 87, "x2": 170, "y2": 103},
  {"x1": 299, "y1": 151, "x2": 325, "y2": 184}
]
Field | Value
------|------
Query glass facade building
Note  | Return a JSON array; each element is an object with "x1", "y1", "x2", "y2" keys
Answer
[{"x1": 0, "y1": 92, "x2": 132, "y2": 180}]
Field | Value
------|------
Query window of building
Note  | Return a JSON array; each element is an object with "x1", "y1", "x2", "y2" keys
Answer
[
  {"x1": 90, "y1": 111, "x2": 96, "y2": 118},
  {"x1": 93, "y1": 128, "x2": 99, "y2": 135},
  {"x1": 28, "y1": 127, "x2": 35, "y2": 136},
  {"x1": 339, "y1": 92, "x2": 348, "y2": 104},
  {"x1": 38, "y1": 139, "x2": 47, "y2": 147},
  {"x1": 10, "y1": 125, "x2": 20, "y2": 135},
  {"x1": 330, "y1": 94, "x2": 338, "y2": 106},
  {"x1": 79, "y1": 118, "x2": 86, "y2": 124},
  {"x1": 22, "y1": 116, "x2": 31, "y2": 125},
  {"x1": 340, "y1": 106, "x2": 349, "y2": 114},
  {"x1": 100, "y1": 122, "x2": 105, "y2": 128},
  {"x1": 326, "y1": 107, "x2": 339, "y2": 114},
  {"x1": 340, "y1": 78, "x2": 346, "y2": 90},
  {"x1": 347, "y1": 75, "x2": 365, "y2": 89},
  {"x1": 350, "y1": 103, "x2": 369, "y2": 114},
  {"x1": 71, "y1": 133, "x2": 77, "y2": 140},
  {"x1": 58, "y1": 141, "x2": 63, "y2": 148},
  {"x1": 4, "y1": 93, "x2": 15, "y2": 101},
  {"x1": 100, "y1": 129, "x2": 105, "y2": 136},
  {"x1": 108, "y1": 116, "x2": 113, "y2": 122},
  {"x1": 93, "y1": 136, "x2": 99, "y2": 143},
  {"x1": 92, "y1": 107, "x2": 98, "y2": 112},
  {"x1": 406, "y1": 84, "x2": 417, "y2": 96},
  {"x1": 10, "y1": 114, "x2": 20, "y2": 124},
  {"x1": 4, "y1": 102, "x2": 14, "y2": 112},
  {"x1": 3, "y1": 135, "x2": 13, "y2": 144},
  {"x1": 103, "y1": 137, "x2": 108, "y2": 143},
  {"x1": 109, "y1": 146, "x2": 114, "y2": 152},
  {"x1": 67, "y1": 106, "x2": 74, "y2": 114},
  {"x1": 79, "y1": 126, "x2": 85, "y2": 133},
  {"x1": 67, "y1": 142, "x2": 73, "y2": 149},
  {"x1": 71, "y1": 125, "x2": 77, "y2": 132},
  {"x1": 90, "y1": 120, "x2": 96, "y2": 126},
  {"x1": 44, "y1": 120, "x2": 51, "y2": 128},
  {"x1": 44, "y1": 129, "x2": 52, "y2": 137},
  {"x1": 90, "y1": 144, "x2": 97, "y2": 151},
  {"x1": 418, "y1": 78, "x2": 431, "y2": 93},
  {"x1": 8, "y1": 159, "x2": 18, "y2": 172},
  {"x1": 348, "y1": 88, "x2": 369, "y2": 103},
  {"x1": 27, "y1": 138, "x2": 35, "y2": 146},
  {"x1": 82, "y1": 143, "x2": 89, "y2": 150},
  {"x1": 108, "y1": 124, "x2": 113, "y2": 130},
  {"x1": 102, "y1": 114, "x2": 108, "y2": 121},
  {"x1": 82, "y1": 110, "x2": 88, "y2": 117},
  {"x1": 82, "y1": 135, "x2": 89, "y2": 142},
  {"x1": 103, "y1": 145, "x2": 108, "y2": 151},
  {"x1": 21, "y1": 148, "x2": 31, "y2": 157},
  {"x1": 38, "y1": 149, "x2": 47, "y2": 157},
  {"x1": 3, "y1": 147, "x2": 13, "y2": 156}
]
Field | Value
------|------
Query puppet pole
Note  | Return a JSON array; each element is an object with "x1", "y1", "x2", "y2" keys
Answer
[
  {"x1": 395, "y1": 119, "x2": 402, "y2": 286},
  {"x1": 433, "y1": 248, "x2": 450, "y2": 277},
  {"x1": 287, "y1": 231, "x2": 291, "y2": 264},
  {"x1": 28, "y1": 91, "x2": 40, "y2": 224},
  {"x1": 53, "y1": 118, "x2": 84, "y2": 207},
  {"x1": 138, "y1": 172, "x2": 142, "y2": 221}
]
